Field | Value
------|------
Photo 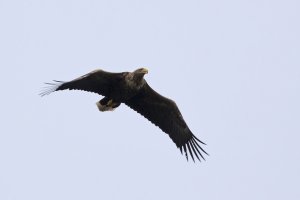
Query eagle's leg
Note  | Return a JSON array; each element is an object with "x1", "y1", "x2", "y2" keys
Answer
[{"x1": 96, "y1": 97, "x2": 121, "y2": 112}]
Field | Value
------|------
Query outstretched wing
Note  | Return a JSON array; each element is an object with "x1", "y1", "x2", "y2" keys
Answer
[
  {"x1": 40, "y1": 69, "x2": 123, "y2": 96},
  {"x1": 125, "y1": 83, "x2": 208, "y2": 162}
]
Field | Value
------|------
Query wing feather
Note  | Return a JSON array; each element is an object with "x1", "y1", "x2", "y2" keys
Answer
[
  {"x1": 40, "y1": 69, "x2": 123, "y2": 97},
  {"x1": 187, "y1": 142, "x2": 195, "y2": 162},
  {"x1": 125, "y1": 83, "x2": 208, "y2": 161}
]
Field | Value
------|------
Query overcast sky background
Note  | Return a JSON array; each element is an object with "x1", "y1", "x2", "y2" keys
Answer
[{"x1": 0, "y1": 0, "x2": 299, "y2": 199}]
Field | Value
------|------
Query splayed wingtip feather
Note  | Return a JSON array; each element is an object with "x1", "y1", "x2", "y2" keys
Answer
[
  {"x1": 191, "y1": 139, "x2": 205, "y2": 161},
  {"x1": 182, "y1": 144, "x2": 188, "y2": 161},
  {"x1": 187, "y1": 142, "x2": 195, "y2": 162},
  {"x1": 39, "y1": 81, "x2": 64, "y2": 97},
  {"x1": 193, "y1": 135, "x2": 207, "y2": 145},
  {"x1": 190, "y1": 140, "x2": 201, "y2": 161}
]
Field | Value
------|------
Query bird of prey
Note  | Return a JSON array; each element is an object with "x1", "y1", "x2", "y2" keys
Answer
[{"x1": 40, "y1": 68, "x2": 208, "y2": 162}]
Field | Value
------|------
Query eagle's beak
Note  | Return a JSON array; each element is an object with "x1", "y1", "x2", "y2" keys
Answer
[{"x1": 140, "y1": 68, "x2": 148, "y2": 74}]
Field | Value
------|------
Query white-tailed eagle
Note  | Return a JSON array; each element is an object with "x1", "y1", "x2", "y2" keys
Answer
[{"x1": 40, "y1": 68, "x2": 208, "y2": 162}]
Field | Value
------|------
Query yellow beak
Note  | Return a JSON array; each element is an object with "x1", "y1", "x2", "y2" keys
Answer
[{"x1": 140, "y1": 68, "x2": 148, "y2": 74}]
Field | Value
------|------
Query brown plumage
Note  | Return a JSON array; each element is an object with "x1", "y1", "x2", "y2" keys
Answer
[{"x1": 40, "y1": 68, "x2": 208, "y2": 162}]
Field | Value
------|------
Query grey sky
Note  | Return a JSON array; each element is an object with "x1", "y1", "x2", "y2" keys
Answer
[{"x1": 0, "y1": 0, "x2": 299, "y2": 199}]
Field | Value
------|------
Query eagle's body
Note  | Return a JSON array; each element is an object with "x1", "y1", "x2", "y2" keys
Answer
[{"x1": 41, "y1": 68, "x2": 208, "y2": 162}]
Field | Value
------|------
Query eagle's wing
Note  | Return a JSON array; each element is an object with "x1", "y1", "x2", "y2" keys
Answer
[
  {"x1": 40, "y1": 69, "x2": 123, "y2": 96},
  {"x1": 125, "y1": 83, "x2": 208, "y2": 162}
]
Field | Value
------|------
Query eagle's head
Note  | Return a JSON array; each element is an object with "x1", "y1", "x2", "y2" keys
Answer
[
  {"x1": 132, "y1": 67, "x2": 148, "y2": 81},
  {"x1": 125, "y1": 67, "x2": 148, "y2": 89},
  {"x1": 134, "y1": 67, "x2": 148, "y2": 75}
]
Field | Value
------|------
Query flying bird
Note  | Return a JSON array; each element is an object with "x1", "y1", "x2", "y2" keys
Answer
[{"x1": 40, "y1": 68, "x2": 208, "y2": 162}]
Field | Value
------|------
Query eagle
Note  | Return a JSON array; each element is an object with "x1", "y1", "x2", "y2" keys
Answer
[{"x1": 40, "y1": 68, "x2": 208, "y2": 162}]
